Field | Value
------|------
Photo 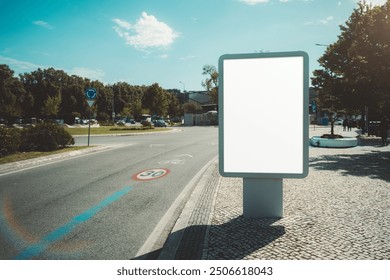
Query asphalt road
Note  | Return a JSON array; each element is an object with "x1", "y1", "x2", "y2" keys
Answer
[{"x1": 0, "y1": 126, "x2": 218, "y2": 259}]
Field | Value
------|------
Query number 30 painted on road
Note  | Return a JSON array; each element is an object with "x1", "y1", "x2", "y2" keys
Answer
[{"x1": 132, "y1": 168, "x2": 170, "y2": 181}]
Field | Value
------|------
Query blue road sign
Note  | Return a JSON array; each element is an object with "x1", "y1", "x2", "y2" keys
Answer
[
  {"x1": 85, "y1": 87, "x2": 97, "y2": 99},
  {"x1": 312, "y1": 101, "x2": 317, "y2": 113}
]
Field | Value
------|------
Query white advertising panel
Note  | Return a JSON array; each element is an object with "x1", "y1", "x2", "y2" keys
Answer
[{"x1": 219, "y1": 52, "x2": 309, "y2": 178}]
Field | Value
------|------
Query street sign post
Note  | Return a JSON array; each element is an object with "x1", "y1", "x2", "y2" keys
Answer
[
  {"x1": 85, "y1": 88, "x2": 97, "y2": 146},
  {"x1": 218, "y1": 51, "x2": 309, "y2": 218}
]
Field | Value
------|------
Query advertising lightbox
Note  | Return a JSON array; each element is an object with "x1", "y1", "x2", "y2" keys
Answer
[{"x1": 219, "y1": 52, "x2": 309, "y2": 179}]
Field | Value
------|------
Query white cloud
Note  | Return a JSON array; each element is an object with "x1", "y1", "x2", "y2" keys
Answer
[
  {"x1": 33, "y1": 20, "x2": 54, "y2": 30},
  {"x1": 304, "y1": 15, "x2": 334, "y2": 25},
  {"x1": 350, "y1": 0, "x2": 386, "y2": 6},
  {"x1": 71, "y1": 67, "x2": 105, "y2": 81},
  {"x1": 319, "y1": 16, "x2": 334, "y2": 24},
  {"x1": 180, "y1": 55, "x2": 196, "y2": 61},
  {"x1": 363, "y1": 0, "x2": 387, "y2": 6},
  {"x1": 112, "y1": 18, "x2": 131, "y2": 30},
  {"x1": 0, "y1": 55, "x2": 105, "y2": 81},
  {"x1": 113, "y1": 12, "x2": 179, "y2": 50},
  {"x1": 0, "y1": 55, "x2": 44, "y2": 72},
  {"x1": 239, "y1": 0, "x2": 269, "y2": 4},
  {"x1": 239, "y1": 0, "x2": 315, "y2": 4}
]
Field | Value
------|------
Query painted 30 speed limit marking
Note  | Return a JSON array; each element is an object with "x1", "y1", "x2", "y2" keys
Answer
[{"x1": 132, "y1": 168, "x2": 170, "y2": 181}]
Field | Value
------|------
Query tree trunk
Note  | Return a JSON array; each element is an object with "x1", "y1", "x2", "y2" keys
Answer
[{"x1": 330, "y1": 112, "x2": 335, "y2": 136}]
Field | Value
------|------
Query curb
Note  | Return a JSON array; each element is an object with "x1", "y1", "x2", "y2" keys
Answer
[
  {"x1": 158, "y1": 158, "x2": 220, "y2": 260},
  {"x1": 134, "y1": 156, "x2": 218, "y2": 259},
  {"x1": 72, "y1": 128, "x2": 181, "y2": 138},
  {"x1": 0, "y1": 146, "x2": 110, "y2": 176}
]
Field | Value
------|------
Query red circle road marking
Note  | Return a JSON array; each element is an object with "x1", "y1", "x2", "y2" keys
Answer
[{"x1": 131, "y1": 168, "x2": 170, "y2": 181}]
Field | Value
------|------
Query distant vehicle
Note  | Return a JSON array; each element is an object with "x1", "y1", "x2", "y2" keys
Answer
[
  {"x1": 140, "y1": 114, "x2": 151, "y2": 123},
  {"x1": 125, "y1": 117, "x2": 135, "y2": 124},
  {"x1": 334, "y1": 118, "x2": 343, "y2": 125},
  {"x1": 116, "y1": 119, "x2": 126, "y2": 125},
  {"x1": 74, "y1": 117, "x2": 88, "y2": 124},
  {"x1": 153, "y1": 120, "x2": 167, "y2": 127},
  {"x1": 171, "y1": 116, "x2": 182, "y2": 123}
]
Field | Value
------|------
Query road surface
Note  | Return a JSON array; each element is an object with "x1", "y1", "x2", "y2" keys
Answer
[{"x1": 0, "y1": 126, "x2": 217, "y2": 259}]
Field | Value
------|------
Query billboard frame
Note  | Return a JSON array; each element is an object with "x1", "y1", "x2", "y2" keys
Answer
[{"x1": 218, "y1": 51, "x2": 309, "y2": 179}]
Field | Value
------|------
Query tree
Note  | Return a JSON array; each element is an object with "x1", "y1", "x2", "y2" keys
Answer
[
  {"x1": 41, "y1": 95, "x2": 61, "y2": 117},
  {"x1": 0, "y1": 64, "x2": 31, "y2": 119},
  {"x1": 142, "y1": 83, "x2": 169, "y2": 116},
  {"x1": 312, "y1": 67, "x2": 349, "y2": 136},
  {"x1": 111, "y1": 82, "x2": 145, "y2": 118},
  {"x1": 201, "y1": 65, "x2": 218, "y2": 105},
  {"x1": 167, "y1": 92, "x2": 181, "y2": 117},
  {"x1": 19, "y1": 68, "x2": 64, "y2": 118},
  {"x1": 60, "y1": 74, "x2": 88, "y2": 123},
  {"x1": 313, "y1": 0, "x2": 390, "y2": 131},
  {"x1": 182, "y1": 102, "x2": 202, "y2": 114}
]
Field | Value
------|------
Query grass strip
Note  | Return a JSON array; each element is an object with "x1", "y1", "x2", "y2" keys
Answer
[{"x1": 0, "y1": 146, "x2": 90, "y2": 164}]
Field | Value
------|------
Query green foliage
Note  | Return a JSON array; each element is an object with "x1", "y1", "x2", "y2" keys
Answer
[
  {"x1": 313, "y1": 0, "x2": 390, "y2": 119},
  {"x1": 0, "y1": 126, "x2": 21, "y2": 156},
  {"x1": 141, "y1": 120, "x2": 153, "y2": 128},
  {"x1": 97, "y1": 112, "x2": 110, "y2": 122},
  {"x1": 1, "y1": 64, "x2": 181, "y2": 122},
  {"x1": 183, "y1": 102, "x2": 202, "y2": 114},
  {"x1": 41, "y1": 95, "x2": 61, "y2": 117},
  {"x1": 142, "y1": 83, "x2": 169, "y2": 116},
  {"x1": 20, "y1": 123, "x2": 75, "y2": 152},
  {"x1": 202, "y1": 65, "x2": 219, "y2": 105},
  {"x1": 0, "y1": 64, "x2": 30, "y2": 117}
]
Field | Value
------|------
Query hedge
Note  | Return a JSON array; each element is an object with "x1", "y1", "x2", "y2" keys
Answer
[
  {"x1": 0, "y1": 126, "x2": 22, "y2": 156},
  {"x1": 0, "y1": 124, "x2": 75, "y2": 156}
]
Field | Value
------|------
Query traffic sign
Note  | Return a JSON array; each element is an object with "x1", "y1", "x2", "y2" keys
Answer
[
  {"x1": 85, "y1": 87, "x2": 97, "y2": 147},
  {"x1": 312, "y1": 101, "x2": 317, "y2": 113},
  {"x1": 132, "y1": 168, "x2": 170, "y2": 181},
  {"x1": 87, "y1": 100, "x2": 95, "y2": 107},
  {"x1": 85, "y1": 87, "x2": 97, "y2": 99}
]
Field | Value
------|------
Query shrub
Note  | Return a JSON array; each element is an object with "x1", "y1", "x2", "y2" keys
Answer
[
  {"x1": 97, "y1": 112, "x2": 110, "y2": 122},
  {"x1": 21, "y1": 123, "x2": 75, "y2": 152},
  {"x1": 0, "y1": 126, "x2": 21, "y2": 156},
  {"x1": 141, "y1": 120, "x2": 153, "y2": 128}
]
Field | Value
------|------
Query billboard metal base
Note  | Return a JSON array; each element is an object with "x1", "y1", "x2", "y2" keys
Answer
[{"x1": 243, "y1": 178, "x2": 283, "y2": 218}]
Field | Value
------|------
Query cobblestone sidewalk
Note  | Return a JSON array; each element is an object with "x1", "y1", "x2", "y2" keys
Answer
[{"x1": 168, "y1": 127, "x2": 390, "y2": 260}]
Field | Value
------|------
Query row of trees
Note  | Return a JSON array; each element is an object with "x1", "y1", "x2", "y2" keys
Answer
[
  {"x1": 0, "y1": 65, "x2": 185, "y2": 124},
  {"x1": 312, "y1": 0, "x2": 390, "y2": 131}
]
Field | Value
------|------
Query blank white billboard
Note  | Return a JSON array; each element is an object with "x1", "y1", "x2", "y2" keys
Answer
[{"x1": 219, "y1": 52, "x2": 309, "y2": 178}]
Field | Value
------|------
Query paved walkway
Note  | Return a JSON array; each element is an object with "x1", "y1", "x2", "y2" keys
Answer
[{"x1": 161, "y1": 126, "x2": 390, "y2": 260}]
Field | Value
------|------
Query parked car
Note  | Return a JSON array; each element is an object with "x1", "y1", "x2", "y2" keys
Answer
[
  {"x1": 125, "y1": 117, "x2": 136, "y2": 124},
  {"x1": 153, "y1": 119, "x2": 167, "y2": 127},
  {"x1": 334, "y1": 118, "x2": 343, "y2": 125},
  {"x1": 116, "y1": 119, "x2": 126, "y2": 125}
]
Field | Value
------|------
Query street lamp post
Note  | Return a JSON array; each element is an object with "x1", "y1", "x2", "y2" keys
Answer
[{"x1": 179, "y1": 81, "x2": 186, "y2": 92}]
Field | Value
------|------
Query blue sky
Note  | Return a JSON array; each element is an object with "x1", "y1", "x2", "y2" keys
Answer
[{"x1": 0, "y1": 0, "x2": 387, "y2": 91}]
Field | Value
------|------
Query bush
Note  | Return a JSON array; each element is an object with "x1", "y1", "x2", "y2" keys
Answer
[
  {"x1": 0, "y1": 126, "x2": 21, "y2": 156},
  {"x1": 141, "y1": 120, "x2": 153, "y2": 128},
  {"x1": 21, "y1": 123, "x2": 75, "y2": 152},
  {"x1": 97, "y1": 112, "x2": 110, "y2": 122}
]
